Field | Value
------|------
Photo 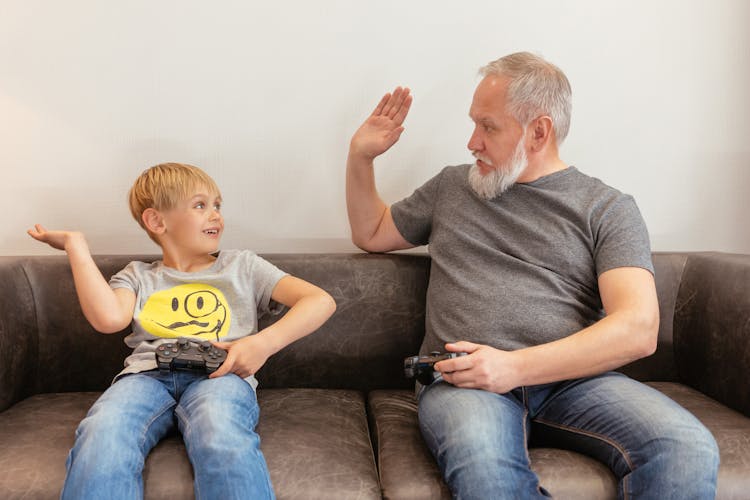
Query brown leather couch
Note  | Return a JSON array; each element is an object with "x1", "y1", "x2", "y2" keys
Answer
[{"x1": 1, "y1": 252, "x2": 748, "y2": 499}]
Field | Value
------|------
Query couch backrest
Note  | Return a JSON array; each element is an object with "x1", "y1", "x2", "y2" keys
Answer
[
  {"x1": 672, "y1": 252, "x2": 750, "y2": 417},
  {"x1": 2, "y1": 252, "x2": 696, "y2": 407}
]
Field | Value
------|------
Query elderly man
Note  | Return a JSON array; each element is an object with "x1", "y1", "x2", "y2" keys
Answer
[{"x1": 345, "y1": 52, "x2": 719, "y2": 498}]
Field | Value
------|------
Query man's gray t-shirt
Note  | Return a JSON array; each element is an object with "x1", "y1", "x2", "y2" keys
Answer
[
  {"x1": 109, "y1": 249, "x2": 287, "y2": 386},
  {"x1": 391, "y1": 165, "x2": 653, "y2": 354}
]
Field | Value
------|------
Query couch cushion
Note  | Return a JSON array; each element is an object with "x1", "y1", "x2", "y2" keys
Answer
[
  {"x1": 649, "y1": 382, "x2": 750, "y2": 500},
  {"x1": 0, "y1": 388, "x2": 380, "y2": 500},
  {"x1": 370, "y1": 384, "x2": 750, "y2": 500},
  {"x1": 258, "y1": 388, "x2": 381, "y2": 500}
]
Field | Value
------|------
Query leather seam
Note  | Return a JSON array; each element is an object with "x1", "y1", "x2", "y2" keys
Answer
[{"x1": 19, "y1": 260, "x2": 41, "y2": 397}]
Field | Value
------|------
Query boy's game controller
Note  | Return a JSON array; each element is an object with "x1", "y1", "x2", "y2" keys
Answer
[
  {"x1": 155, "y1": 338, "x2": 227, "y2": 374},
  {"x1": 404, "y1": 351, "x2": 468, "y2": 385}
]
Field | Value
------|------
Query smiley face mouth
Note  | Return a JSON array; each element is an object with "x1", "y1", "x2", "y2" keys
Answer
[
  {"x1": 155, "y1": 319, "x2": 223, "y2": 336},
  {"x1": 159, "y1": 320, "x2": 210, "y2": 329}
]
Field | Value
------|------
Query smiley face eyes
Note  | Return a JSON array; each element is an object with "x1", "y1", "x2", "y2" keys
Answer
[{"x1": 184, "y1": 291, "x2": 221, "y2": 318}]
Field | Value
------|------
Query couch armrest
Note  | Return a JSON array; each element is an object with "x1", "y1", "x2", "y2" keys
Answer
[
  {"x1": 0, "y1": 258, "x2": 38, "y2": 412},
  {"x1": 673, "y1": 252, "x2": 750, "y2": 417}
]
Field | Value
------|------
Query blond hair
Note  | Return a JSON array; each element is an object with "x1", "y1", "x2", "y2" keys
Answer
[{"x1": 128, "y1": 162, "x2": 221, "y2": 239}]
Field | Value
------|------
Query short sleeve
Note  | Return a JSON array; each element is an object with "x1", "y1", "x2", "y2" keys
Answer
[
  {"x1": 593, "y1": 194, "x2": 654, "y2": 277},
  {"x1": 390, "y1": 169, "x2": 446, "y2": 246},
  {"x1": 246, "y1": 253, "x2": 288, "y2": 315},
  {"x1": 109, "y1": 261, "x2": 140, "y2": 293}
]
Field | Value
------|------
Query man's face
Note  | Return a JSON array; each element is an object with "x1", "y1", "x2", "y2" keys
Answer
[{"x1": 467, "y1": 75, "x2": 528, "y2": 198}]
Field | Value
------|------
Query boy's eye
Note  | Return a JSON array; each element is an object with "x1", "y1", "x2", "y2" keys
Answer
[
  {"x1": 194, "y1": 202, "x2": 205, "y2": 209},
  {"x1": 214, "y1": 203, "x2": 221, "y2": 211}
]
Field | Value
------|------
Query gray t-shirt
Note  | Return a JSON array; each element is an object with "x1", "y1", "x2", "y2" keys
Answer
[
  {"x1": 391, "y1": 165, "x2": 653, "y2": 354},
  {"x1": 109, "y1": 249, "x2": 287, "y2": 385}
]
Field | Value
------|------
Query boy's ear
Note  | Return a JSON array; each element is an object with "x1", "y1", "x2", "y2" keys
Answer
[{"x1": 142, "y1": 208, "x2": 166, "y2": 235}]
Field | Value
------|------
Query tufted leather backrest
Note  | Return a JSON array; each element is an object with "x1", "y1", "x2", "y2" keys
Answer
[
  {"x1": 1, "y1": 251, "x2": 702, "y2": 410},
  {"x1": 673, "y1": 252, "x2": 750, "y2": 417}
]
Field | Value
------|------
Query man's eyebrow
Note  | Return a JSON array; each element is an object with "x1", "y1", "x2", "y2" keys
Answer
[{"x1": 469, "y1": 113, "x2": 494, "y2": 125}]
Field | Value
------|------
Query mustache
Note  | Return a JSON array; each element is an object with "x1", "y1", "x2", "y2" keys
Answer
[
  {"x1": 471, "y1": 151, "x2": 493, "y2": 166},
  {"x1": 159, "y1": 320, "x2": 210, "y2": 329}
]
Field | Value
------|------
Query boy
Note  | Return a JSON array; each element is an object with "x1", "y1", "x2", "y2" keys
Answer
[{"x1": 28, "y1": 162, "x2": 336, "y2": 499}]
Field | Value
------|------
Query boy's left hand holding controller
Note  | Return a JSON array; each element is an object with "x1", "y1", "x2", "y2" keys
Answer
[{"x1": 210, "y1": 274, "x2": 336, "y2": 379}]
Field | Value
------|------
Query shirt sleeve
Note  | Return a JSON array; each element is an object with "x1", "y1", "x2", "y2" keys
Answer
[
  {"x1": 390, "y1": 168, "x2": 447, "y2": 246},
  {"x1": 592, "y1": 194, "x2": 654, "y2": 277},
  {"x1": 247, "y1": 253, "x2": 288, "y2": 314},
  {"x1": 108, "y1": 261, "x2": 140, "y2": 293}
]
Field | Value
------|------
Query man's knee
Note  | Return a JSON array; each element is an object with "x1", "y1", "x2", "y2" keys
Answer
[{"x1": 653, "y1": 420, "x2": 719, "y2": 474}]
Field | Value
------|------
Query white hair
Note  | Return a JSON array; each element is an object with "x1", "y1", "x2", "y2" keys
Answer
[{"x1": 479, "y1": 52, "x2": 572, "y2": 145}]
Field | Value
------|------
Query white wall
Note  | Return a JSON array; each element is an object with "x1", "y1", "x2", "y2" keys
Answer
[{"x1": 3, "y1": 0, "x2": 749, "y2": 256}]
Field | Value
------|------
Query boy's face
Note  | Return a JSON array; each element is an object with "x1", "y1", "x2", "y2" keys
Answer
[{"x1": 159, "y1": 188, "x2": 224, "y2": 254}]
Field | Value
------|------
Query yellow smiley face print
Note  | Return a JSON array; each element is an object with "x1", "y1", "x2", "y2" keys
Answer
[{"x1": 139, "y1": 283, "x2": 231, "y2": 340}]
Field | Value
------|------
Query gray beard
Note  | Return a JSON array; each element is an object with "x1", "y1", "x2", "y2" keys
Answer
[{"x1": 468, "y1": 140, "x2": 528, "y2": 200}]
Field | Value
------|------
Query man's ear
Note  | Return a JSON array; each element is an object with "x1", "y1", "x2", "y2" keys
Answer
[
  {"x1": 528, "y1": 115, "x2": 554, "y2": 152},
  {"x1": 142, "y1": 208, "x2": 166, "y2": 235}
]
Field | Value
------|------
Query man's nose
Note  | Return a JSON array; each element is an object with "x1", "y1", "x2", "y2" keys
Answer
[{"x1": 467, "y1": 128, "x2": 482, "y2": 152}]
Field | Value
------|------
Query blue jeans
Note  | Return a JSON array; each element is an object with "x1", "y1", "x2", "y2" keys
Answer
[
  {"x1": 61, "y1": 370, "x2": 274, "y2": 500},
  {"x1": 418, "y1": 372, "x2": 719, "y2": 500}
]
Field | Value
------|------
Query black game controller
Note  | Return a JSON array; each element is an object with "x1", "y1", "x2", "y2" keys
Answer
[
  {"x1": 404, "y1": 351, "x2": 468, "y2": 385},
  {"x1": 155, "y1": 338, "x2": 227, "y2": 374}
]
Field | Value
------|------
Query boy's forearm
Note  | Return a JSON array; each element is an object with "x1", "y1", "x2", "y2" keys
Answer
[{"x1": 256, "y1": 291, "x2": 336, "y2": 355}]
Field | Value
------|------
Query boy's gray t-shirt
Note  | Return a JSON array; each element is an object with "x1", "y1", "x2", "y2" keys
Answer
[
  {"x1": 109, "y1": 249, "x2": 287, "y2": 386},
  {"x1": 391, "y1": 165, "x2": 653, "y2": 354}
]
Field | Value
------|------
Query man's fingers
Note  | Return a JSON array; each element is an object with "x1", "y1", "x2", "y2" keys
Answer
[
  {"x1": 381, "y1": 86, "x2": 409, "y2": 118},
  {"x1": 392, "y1": 94, "x2": 412, "y2": 125},
  {"x1": 372, "y1": 93, "x2": 390, "y2": 117}
]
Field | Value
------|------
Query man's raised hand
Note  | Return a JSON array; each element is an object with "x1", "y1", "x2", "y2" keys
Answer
[{"x1": 349, "y1": 86, "x2": 412, "y2": 161}]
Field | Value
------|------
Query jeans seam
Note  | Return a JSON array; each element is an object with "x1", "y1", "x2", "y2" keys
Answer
[
  {"x1": 138, "y1": 398, "x2": 175, "y2": 454},
  {"x1": 532, "y1": 416, "x2": 636, "y2": 473},
  {"x1": 522, "y1": 388, "x2": 546, "y2": 496}
]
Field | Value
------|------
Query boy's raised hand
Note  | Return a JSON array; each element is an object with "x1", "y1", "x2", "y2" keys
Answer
[
  {"x1": 27, "y1": 224, "x2": 85, "y2": 251},
  {"x1": 349, "y1": 86, "x2": 413, "y2": 161}
]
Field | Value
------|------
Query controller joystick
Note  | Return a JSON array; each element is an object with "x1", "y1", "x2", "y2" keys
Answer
[
  {"x1": 404, "y1": 351, "x2": 468, "y2": 385},
  {"x1": 155, "y1": 338, "x2": 227, "y2": 374}
]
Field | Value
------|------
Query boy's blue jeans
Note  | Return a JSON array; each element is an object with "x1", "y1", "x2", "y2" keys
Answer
[
  {"x1": 418, "y1": 371, "x2": 719, "y2": 500},
  {"x1": 61, "y1": 370, "x2": 274, "y2": 500}
]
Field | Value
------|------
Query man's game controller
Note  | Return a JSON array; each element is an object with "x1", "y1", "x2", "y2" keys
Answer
[
  {"x1": 404, "y1": 351, "x2": 468, "y2": 385},
  {"x1": 155, "y1": 338, "x2": 227, "y2": 374}
]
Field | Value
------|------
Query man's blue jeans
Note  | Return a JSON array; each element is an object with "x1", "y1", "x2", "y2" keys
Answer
[
  {"x1": 418, "y1": 372, "x2": 719, "y2": 499},
  {"x1": 61, "y1": 370, "x2": 274, "y2": 500}
]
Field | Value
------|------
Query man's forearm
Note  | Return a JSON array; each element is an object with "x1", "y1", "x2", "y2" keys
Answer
[
  {"x1": 512, "y1": 309, "x2": 658, "y2": 387},
  {"x1": 345, "y1": 152, "x2": 389, "y2": 249}
]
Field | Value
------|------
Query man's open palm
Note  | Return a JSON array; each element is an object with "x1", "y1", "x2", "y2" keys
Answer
[{"x1": 350, "y1": 86, "x2": 412, "y2": 160}]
